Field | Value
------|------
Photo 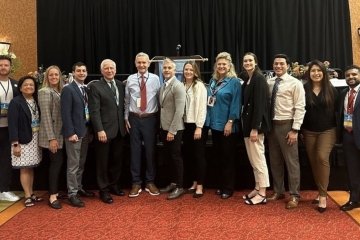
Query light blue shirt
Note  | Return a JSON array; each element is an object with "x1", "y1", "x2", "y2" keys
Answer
[
  {"x1": 125, "y1": 71, "x2": 161, "y2": 119},
  {"x1": 205, "y1": 77, "x2": 242, "y2": 132}
]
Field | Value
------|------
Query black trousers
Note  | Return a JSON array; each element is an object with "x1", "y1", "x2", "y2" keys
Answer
[
  {"x1": 94, "y1": 132, "x2": 124, "y2": 192},
  {"x1": 0, "y1": 127, "x2": 12, "y2": 192},
  {"x1": 161, "y1": 129, "x2": 184, "y2": 188},
  {"x1": 211, "y1": 129, "x2": 236, "y2": 193},
  {"x1": 183, "y1": 123, "x2": 206, "y2": 185},
  {"x1": 343, "y1": 131, "x2": 360, "y2": 202},
  {"x1": 47, "y1": 149, "x2": 64, "y2": 195}
]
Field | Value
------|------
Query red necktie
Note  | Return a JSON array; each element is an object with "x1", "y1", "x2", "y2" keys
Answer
[
  {"x1": 345, "y1": 88, "x2": 356, "y2": 132},
  {"x1": 140, "y1": 75, "x2": 147, "y2": 111},
  {"x1": 347, "y1": 88, "x2": 356, "y2": 114}
]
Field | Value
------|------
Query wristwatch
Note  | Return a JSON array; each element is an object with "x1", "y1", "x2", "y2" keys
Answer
[{"x1": 228, "y1": 120, "x2": 234, "y2": 123}]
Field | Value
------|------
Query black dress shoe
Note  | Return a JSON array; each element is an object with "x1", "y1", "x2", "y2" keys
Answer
[
  {"x1": 69, "y1": 195, "x2": 85, "y2": 208},
  {"x1": 160, "y1": 183, "x2": 177, "y2": 193},
  {"x1": 78, "y1": 189, "x2": 95, "y2": 197},
  {"x1": 215, "y1": 189, "x2": 222, "y2": 195},
  {"x1": 221, "y1": 193, "x2": 233, "y2": 199},
  {"x1": 193, "y1": 192, "x2": 204, "y2": 198},
  {"x1": 317, "y1": 206, "x2": 326, "y2": 213},
  {"x1": 48, "y1": 199, "x2": 62, "y2": 209},
  {"x1": 110, "y1": 187, "x2": 125, "y2": 196},
  {"x1": 167, "y1": 188, "x2": 185, "y2": 200},
  {"x1": 100, "y1": 191, "x2": 113, "y2": 204},
  {"x1": 340, "y1": 201, "x2": 360, "y2": 211}
]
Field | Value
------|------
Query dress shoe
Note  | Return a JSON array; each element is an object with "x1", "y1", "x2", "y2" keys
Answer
[
  {"x1": 193, "y1": 192, "x2": 204, "y2": 198},
  {"x1": 215, "y1": 189, "x2": 222, "y2": 195},
  {"x1": 78, "y1": 189, "x2": 95, "y2": 197},
  {"x1": 267, "y1": 192, "x2": 285, "y2": 201},
  {"x1": 99, "y1": 191, "x2": 113, "y2": 204},
  {"x1": 245, "y1": 193, "x2": 267, "y2": 205},
  {"x1": 167, "y1": 188, "x2": 185, "y2": 200},
  {"x1": 340, "y1": 201, "x2": 360, "y2": 211},
  {"x1": 221, "y1": 192, "x2": 233, "y2": 199},
  {"x1": 110, "y1": 187, "x2": 125, "y2": 196},
  {"x1": 48, "y1": 199, "x2": 62, "y2": 209},
  {"x1": 160, "y1": 183, "x2": 177, "y2": 193},
  {"x1": 69, "y1": 195, "x2": 85, "y2": 208},
  {"x1": 186, "y1": 188, "x2": 196, "y2": 194},
  {"x1": 317, "y1": 207, "x2": 326, "y2": 213},
  {"x1": 286, "y1": 196, "x2": 299, "y2": 209}
]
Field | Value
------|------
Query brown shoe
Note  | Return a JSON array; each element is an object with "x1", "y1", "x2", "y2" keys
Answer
[
  {"x1": 286, "y1": 196, "x2": 299, "y2": 209},
  {"x1": 145, "y1": 183, "x2": 160, "y2": 196},
  {"x1": 128, "y1": 184, "x2": 142, "y2": 198},
  {"x1": 267, "y1": 192, "x2": 285, "y2": 201}
]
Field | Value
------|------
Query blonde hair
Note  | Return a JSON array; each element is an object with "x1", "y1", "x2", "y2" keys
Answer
[
  {"x1": 212, "y1": 52, "x2": 237, "y2": 80},
  {"x1": 42, "y1": 65, "x2": 63, "y2": 92}
]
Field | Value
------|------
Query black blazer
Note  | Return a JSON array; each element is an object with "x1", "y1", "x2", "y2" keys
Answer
[
  {"x1": 61, "y1": 81, "x2": 88, "y2": 138},
  {"x1": 337, "y1": 87, "x2": 360, "y2": 149},
  {"x1": 8, "y1": 95, "x2": 39, "y2": 144},
  {"x1": 88, "y1": 78, "x2": 126, "y2": 140},
  {"x1": 241, "y1": 72, "x2": 271, "y2": 137}
]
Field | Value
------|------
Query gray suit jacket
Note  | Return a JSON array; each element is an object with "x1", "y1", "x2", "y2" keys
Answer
[
  {"x1": 38, "y1": 87, "x2": 63, "y2": 148},
  {"x1": 159, "y1": 76, "x2": 185, "y2": 134}
]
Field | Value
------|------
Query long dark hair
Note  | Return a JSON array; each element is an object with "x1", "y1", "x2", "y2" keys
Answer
[
  {"x1": 304, "y1": 60, "x2": 334, "y2": 110},
  {"x1": 241, "y1": 52, "x2": 263, "y2": 81}
]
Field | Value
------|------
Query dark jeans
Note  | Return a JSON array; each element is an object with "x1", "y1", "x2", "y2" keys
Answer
[
  {"x1": 95, "y1": 132, "x2": 124, "y2": 192},
  {"x1": 211, "y1": 129, "x2": 236, "y2": 193},
  {"x1": 0, "y1": 127, "x2": 12, "y2": 192},
  {"x1": 183, "y1": 123, "x2": 206, "y2": 185},
  {"x1": 47, "y1": 149, "x2": 64, "y2": 195},
  {"x1": 129, "y1": 114, "x2": 157, "y2": 184},
  {"x1": 161, "y1": 129, "x2": 184, "y2": 188}
]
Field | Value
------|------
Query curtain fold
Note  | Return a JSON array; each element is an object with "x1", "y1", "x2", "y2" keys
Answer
[{"x1": 37, "y1": 0, "x2": 352, "y2": 79}]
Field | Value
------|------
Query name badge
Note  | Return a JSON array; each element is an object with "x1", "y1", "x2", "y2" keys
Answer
[
  {"x1": 32, "y1": 119, "x2": 40, "y2": 133},
  {"x1": 344, "y1": 113, "x2": 353, "y2": 129},
  {"x1": 207, "y1": 96, "x2": 216, "y2": 107},
  {"x1": 0, "y1": 103, "x2": 9, "y2": 117},
  {"x1": 85, "y1": 106, "x2": 90, "y2": 123}
]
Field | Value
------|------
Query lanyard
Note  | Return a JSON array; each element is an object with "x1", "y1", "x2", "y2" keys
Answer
[
  {"x1": 0, "y1": 80, "x2": 10, "y2": 101},
  {"x1": 26, "y1": 99, "x2": 37, "y2": 115},
  {"x1": 210, "y1": 79, "x2": 228, "y2": 96}
]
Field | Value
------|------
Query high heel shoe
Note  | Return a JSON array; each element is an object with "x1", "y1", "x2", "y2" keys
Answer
[
  {"x1": 242, "y1": 188, "x2": 259, "y2": 200},
  {"x1": 245, "y1": 193, "x2": 267, "y2": 205},
  {"x1": 317, "y1": 196, "x2": 327, "y2": 213}
]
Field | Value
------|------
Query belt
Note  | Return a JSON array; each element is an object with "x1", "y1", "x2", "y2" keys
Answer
[
  {"x1": 129, "y1": 112, "x2": 157, "y2": 118},
  {"x1": 272, "y1": 119, "x2": 293, "y2": 125}
]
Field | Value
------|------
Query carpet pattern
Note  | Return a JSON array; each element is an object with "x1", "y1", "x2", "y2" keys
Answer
[{"x1": 0, "y1": 191, "x2": 359, "y2": 240}]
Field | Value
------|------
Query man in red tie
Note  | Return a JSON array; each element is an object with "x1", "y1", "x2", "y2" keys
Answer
[
  {"x1": 125, "y1": 52, "x2": 161, "y2": 198},
  {"x1": 339, "y1": 65, "x2": 360, "y2": 211}
]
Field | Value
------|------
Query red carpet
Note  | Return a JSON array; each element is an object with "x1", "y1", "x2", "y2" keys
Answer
[{"x1": 0, "y1": 190, "x2": 359, "y2": 239}]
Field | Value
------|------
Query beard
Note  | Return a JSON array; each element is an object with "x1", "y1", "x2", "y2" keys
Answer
[{"x1": 0, "y1": 68, "x2": 11, "y2": 77}]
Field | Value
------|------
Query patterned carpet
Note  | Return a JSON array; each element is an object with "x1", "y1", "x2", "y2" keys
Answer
[{"x1": 0, "y1": 190, "x2": 359, "y2": 240}]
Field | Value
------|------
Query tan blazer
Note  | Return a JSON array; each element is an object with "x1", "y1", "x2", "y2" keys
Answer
[
  {"x1": 159, "y1": 76, "x2": 186, "y2": 134},
  {"x1": 38, "y1": 87, "x2": 63, "y2": 148}
]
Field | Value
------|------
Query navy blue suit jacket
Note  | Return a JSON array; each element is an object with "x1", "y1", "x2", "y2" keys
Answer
[
  {"x1": 338, "y1": 87, "x2": 360, "y2": 149},
  {"x1": 61, "y1": 81, "x2": 88, "y2": 138},
  {"x1": 8, "y1": 94, "x2": 38, "y2": 144}
]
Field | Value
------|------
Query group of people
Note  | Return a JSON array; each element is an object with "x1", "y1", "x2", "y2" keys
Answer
[{"x1": 0, "y1": 51, "x2": 360, "y2": 214}]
